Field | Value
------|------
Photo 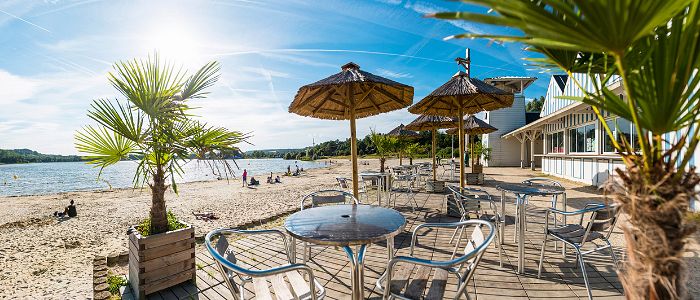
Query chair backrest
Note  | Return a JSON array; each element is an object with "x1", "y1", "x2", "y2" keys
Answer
[
  {"x1": 586, "y1": 203, "x2": 621, "y2": 240},
  {"x1": 301, "y1": 189, "x2": 359, "y2": 210},
  {"x1": 455, "y1": 220, "x2": 494, "y2": 286},
  {"x1": 447, "y1": 185, "x2": 484, "y2": 215},
  {"x1": 522, "y1": 177, "x2": 563, "y2": 188},
  {"x1": 336, "y1": 177, "x2": 350, "y2": 189}
]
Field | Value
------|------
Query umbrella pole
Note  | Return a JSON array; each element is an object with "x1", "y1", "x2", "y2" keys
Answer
[
  {"x1": 432, "y1": 128, "x2": 437, "y2": 181},
  {"x1": 458, "y1": 108, "x2": 465, "y2": 189},
  {"x1": 349, "y1": 106, "x2": 359, "y2": 199}
]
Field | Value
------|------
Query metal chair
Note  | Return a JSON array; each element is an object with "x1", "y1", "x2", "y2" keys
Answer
[
  {"x1": 389, "y1": 173, "x2": 419, "y2": 212},
  {"x1": 205, "y1": 228, "x2": 326, "y2": 300},
  {"x1": 519, "y1": 178, "x2": 565, "y2": 235},
  {"x1": 447, "y1": 185, "x2": 505, "y2": 267},
  {"x1": 336, "y1": 177, "x2": 367, "y2": 202},
  {"x1": 300, "y1": 190, "x2": 360, "y2": 263},
  {"x1": 537, "y1": 203, "x2": 621, "y2": 300},
  {"x1": 376, "y1": 220, "x2": 495, "y2": 300}
]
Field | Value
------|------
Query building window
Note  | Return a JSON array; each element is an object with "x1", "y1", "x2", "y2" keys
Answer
[
  {"x1": 603, "y1": 117, "x2": 639, "y2": 152},
  {"x1": 568, "y1": 124, "x2": 595, "y2": 153},
  {"x1": 547, "y1": 131, "x2": 564, "y2": 153}
]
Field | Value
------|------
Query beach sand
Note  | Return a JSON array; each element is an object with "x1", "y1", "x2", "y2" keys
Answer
[
  {"x1": 0, "y1": 159, "x2": 359, "y2": 299},
  {"x1": 1, "y1": 158, "x2": 699, "y2": 299}
]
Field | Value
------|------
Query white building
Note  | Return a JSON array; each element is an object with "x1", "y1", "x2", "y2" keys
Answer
[
  {"x1": 481, "y1": 76, "x2": 539, "y2": 167},
  {"x1": 500, "y1": 73, "x2": 699, "y2": 210}
]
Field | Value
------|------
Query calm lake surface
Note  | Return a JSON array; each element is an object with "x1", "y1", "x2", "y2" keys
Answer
[{"x1": 0, "y1": 159, "x2": 326, "y2": 197}]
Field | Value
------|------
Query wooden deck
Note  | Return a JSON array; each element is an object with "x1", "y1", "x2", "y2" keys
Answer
[{"x1": 123, "y1": 171, "x2": 625, "y2": 299}]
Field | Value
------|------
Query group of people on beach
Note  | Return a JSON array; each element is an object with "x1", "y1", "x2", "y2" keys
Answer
[
  {"x1": 241, "y1": 163, "x2": 310, "y2": 187},
  {"x1": 241, "y1": 169, "x2": 282, "y2": 187}
]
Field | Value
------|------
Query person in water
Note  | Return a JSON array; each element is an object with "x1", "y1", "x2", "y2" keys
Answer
[{"x1": 242, "y1": 169, "x2": 248, "y2": 187}]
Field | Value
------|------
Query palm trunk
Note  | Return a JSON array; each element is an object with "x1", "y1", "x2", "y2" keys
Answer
[
  {"x1": 150, "y1": 167, "x2": 169, "y2": 235},
  {"x1": 409, "y1": 157, "x2": 413, "y2": 165},
  {"x1": 614, "y1": 157, "x2": 698, "y2": 300},
  {"x1": 380, "y1": 157, "x2": 386, "y2": 172}
]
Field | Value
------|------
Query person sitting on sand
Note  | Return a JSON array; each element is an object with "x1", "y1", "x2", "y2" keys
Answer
[
  {"x1": 275, "y1": 176, "x2": 281, "y2": 183},
  {"x1": 54, "y1": 200, "x2": 77, "y2": 218},
  {"x1": 249, "y1": 177, "x2": 259, "y2": 186}
]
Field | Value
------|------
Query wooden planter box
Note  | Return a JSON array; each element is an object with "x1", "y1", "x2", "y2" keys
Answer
[
  {"x1": 466, "y1": 173, "x2": 484, "y2": 185},
  {"x1": 472, "y1": 164, "x2": 483, "y2": 174},
  {"x1": 128, "y1": 223, "x2": 195, "y2": 299},
  {"x1": 425, "y1": 180, "x2": 445, "y2": 193}
]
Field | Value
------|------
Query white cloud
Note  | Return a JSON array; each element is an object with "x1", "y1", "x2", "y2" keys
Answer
[
  {"x1": 0, "y1": 70, "x2": 38, "y2": 104},
  {"x1": 376, "y1": 68, "x2": 413, "y2": 79}
]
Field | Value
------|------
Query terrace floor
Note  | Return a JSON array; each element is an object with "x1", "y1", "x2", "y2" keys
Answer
[{"x1": 123, "y1": 167, "x2": 626, "y2": 299}]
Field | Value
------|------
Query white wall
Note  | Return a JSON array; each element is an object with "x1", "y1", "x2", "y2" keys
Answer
[{"x1": 484, "y1": 94, "x2": 527, "y2": 167}]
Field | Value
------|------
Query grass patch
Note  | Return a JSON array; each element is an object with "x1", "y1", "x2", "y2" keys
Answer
[{"x1": 136, "y1": 211, "x2": 187, "y2": 236}]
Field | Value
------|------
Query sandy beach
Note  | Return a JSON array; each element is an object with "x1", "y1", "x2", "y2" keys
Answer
[
  {"x1": 1, "y1": 158, "x2": 699, "y2": 299},
  {"x1": 0, "y1": 159, "x2": 362, "y2": 299}
]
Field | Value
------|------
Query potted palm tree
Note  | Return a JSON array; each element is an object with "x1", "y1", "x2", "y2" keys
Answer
[
  {"x1": 369, "y1": 128, "x2": 397, "y2": 172},
  {"x1": 75, "y1": 54, "x2": 247, "y2": 299},
  {"x1": 432, "y1": 1, "x2": 700, "y2": 298}
]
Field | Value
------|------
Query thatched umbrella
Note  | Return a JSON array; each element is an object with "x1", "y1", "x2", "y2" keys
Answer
[
  {"x1": 408, "y1": 49, "x2": 513, "y2": 188},
  {"x1": 446, "y1": 115, "x2": 498, "y2": 168},
  {"x1": 387, "y1": 123, "x2": 419, "y2": 165},
  {"x1": 405, "y1": 115, "x2": 457, "y2": 180},
  {"x1": 290, "y1": 62, "x2": 413, "y2": 197}
]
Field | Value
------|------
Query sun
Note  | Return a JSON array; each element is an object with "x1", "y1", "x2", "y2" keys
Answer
[{"x1": 142, "y1": 21, "x2": 202, "y2": 66}]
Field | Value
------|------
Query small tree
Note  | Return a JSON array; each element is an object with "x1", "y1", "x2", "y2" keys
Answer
[
  {"x1": 75, "y1": 55, "x2": 247, "y2": 235},
  {"x1": 404, "y1": 143, "x2": 425, "y2": 165},
  {"x1": 369, "y1": 128, "x2": 396, "y2": 172}
]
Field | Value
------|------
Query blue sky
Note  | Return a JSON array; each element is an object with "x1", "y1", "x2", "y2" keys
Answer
[{"x1": 0, "y1": 0, "x2": 549, "y2": 155}]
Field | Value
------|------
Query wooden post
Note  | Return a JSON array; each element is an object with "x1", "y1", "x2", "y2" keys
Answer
[
  {"x1": 432, "y1": 128, "x2": 437, "y2": 181},
  {"x1": 530, "y1": 132, "x2": 536, "y2": 170},
  {"x1": 458, "y1": 108, "x2": 465, "y2": 189},
  {"x1": 520, "y1": 136, "x2": 525, "y2": 168},
  {"x1": 349, "y1": 86, "x2": 359, "y2": 198}
]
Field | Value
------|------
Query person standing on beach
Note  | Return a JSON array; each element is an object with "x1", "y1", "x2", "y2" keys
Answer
[{"x1": 242, "y1": 169, "x2": 248, "y2": 187}]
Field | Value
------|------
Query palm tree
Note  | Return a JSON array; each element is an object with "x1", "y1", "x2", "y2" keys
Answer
[
  {"x1": 430, "y1": 1, "x2": 700, "y2": 298},
  {"x1": 404, "y1": 143, "x2": 424, "y2": 165},
  {"x1": 75, "y1": 54, "x2": 247, "y2": 235},
  {"x1": 369, "y1": 128, "x2": 397, "y2": 172}
]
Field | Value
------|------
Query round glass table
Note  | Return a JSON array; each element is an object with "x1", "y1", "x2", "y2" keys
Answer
[
  {"x1": 497, "y1": 182, "x2": 566, "y2": 274},
  {"x1": 285, "y1": 204, "x2": 406, "y2": 300}
]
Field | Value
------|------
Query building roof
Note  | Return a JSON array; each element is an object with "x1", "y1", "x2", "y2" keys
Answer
[
  {"x1": 484, "y1": 76, "x2": 537, "y2": 94},
  {"x1": 553, "y1": 75, "x2": 568, "y2": 92},
  {"x1": 526, "y1": 112, "x2": 540, "y2": 124}
]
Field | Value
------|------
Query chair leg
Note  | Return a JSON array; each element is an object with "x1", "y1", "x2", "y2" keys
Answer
[
  {"x1": 537, "y1": 235, "x2": 548, "y2": 278},
  {"x1": 303, "y1": 242, "x2": 309, "y2": 264},
  {"x1": 605, "y1": 240, "x2": 619, "y2": 268},
  {"x1": 576, "y1": 251, "x2": 593, "y2": 300},
  {"x1": 494, "y1": 223, "x2": 504, "y2": 268}
]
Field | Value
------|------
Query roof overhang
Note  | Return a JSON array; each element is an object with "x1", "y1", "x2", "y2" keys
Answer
[{"x1": 502, "y1": 101, "x2": 587, "y2": 139}]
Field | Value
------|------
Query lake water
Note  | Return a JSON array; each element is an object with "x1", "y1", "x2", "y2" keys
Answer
[{"x1": 0, "y1": 159, "x2": 326, "y2": 197}]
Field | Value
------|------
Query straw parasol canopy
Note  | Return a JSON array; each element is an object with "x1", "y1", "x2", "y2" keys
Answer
[
  {"x1": 387, "y1": 124, "x2": 419, "y2": 138},
  {"x1": 289, "y1": 62, "x2": 414, "y2": 197},
  {"x1": 405, "y1": 115, "x2": 457, "y2": 181},
  {"x1": 407, "y1": 49, "x2": 513, "y2": 188},
  {"x1": 447, "y1": 115, "x2": 498, "y2": 168},
  {"x1": 445, "y1": 115, "x2": 498, "y2": 135}
]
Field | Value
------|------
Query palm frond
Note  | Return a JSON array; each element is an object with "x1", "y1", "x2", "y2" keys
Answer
[{"x1": 75, "y1": 125, "x2": 134, "y2": 175}]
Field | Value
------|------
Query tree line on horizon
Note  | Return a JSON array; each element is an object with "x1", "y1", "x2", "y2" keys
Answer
[
  {"x1": 244, "y1": 130, "x2": 461, "y2": 161},
  {"x1": 0, "y1": 149, "x2": 83, "y2": 164}
]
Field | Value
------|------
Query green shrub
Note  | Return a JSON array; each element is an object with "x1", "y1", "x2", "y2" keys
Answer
[
  {"x1": 136, "y1": 211, "x2": 186, "y2": 236},
  {"x1": 107, "y1": 274, "x2": 127, "y2": 295}
]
